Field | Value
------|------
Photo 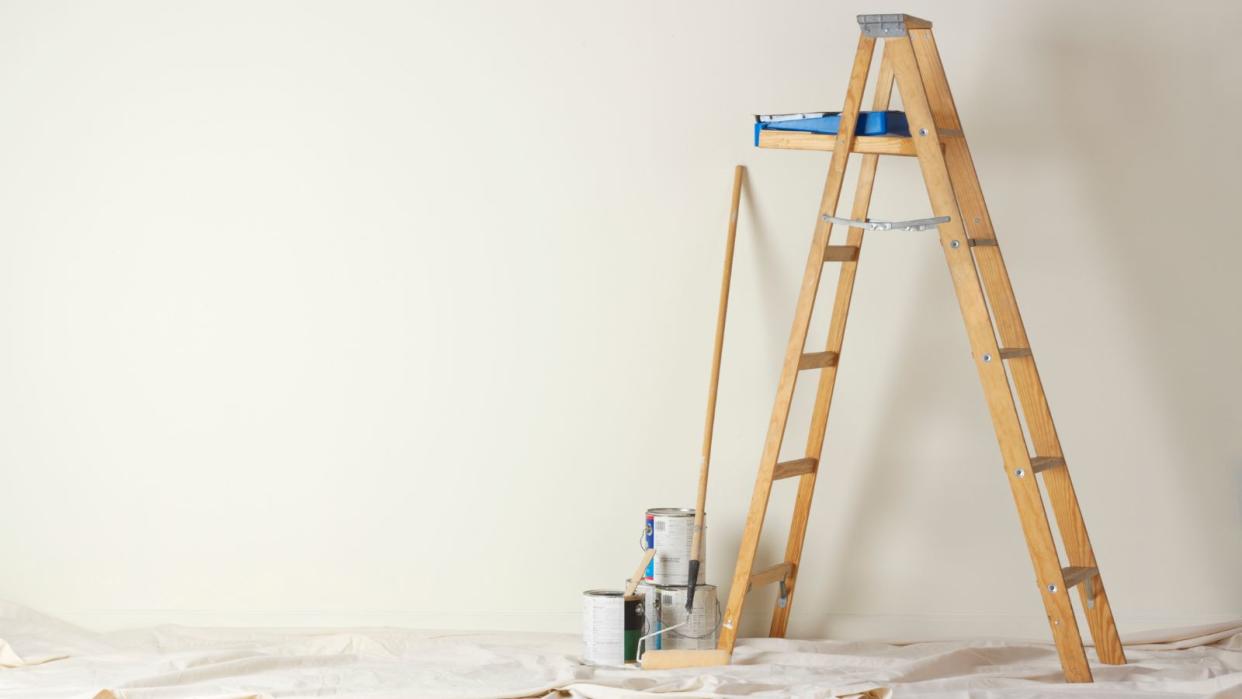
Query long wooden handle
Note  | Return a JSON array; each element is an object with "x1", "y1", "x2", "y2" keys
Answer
[{"x1": 689, "y1": 165, "x2": 744, "y2": 569}]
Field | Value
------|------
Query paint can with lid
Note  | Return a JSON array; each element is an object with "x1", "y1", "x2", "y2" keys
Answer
[
  {"x1": 581, "y1": 589, "x2": 643, "y2": 665},
  {"x1": 642, "y1": 508, "x2": 706, "y2": 585},
  {"x1": 635, "y1": 582, "x2": 719, "y2": 651}
]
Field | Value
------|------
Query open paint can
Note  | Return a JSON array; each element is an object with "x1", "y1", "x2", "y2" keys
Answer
[
  {"x1": 642, "y1": 507, "x2": 706, "y2": 585},
  {"x1": 635, "y1": 582, "x2": 720, "y2": 651},
  {"x1": 581, "y1": 589, "x2": 643, "y2": 665}
]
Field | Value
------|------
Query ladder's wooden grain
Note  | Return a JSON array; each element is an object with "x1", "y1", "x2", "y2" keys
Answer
[
  {"x1": 1062, "y1": 566, "x2": 1100, "y2": 590},
  {"x1": 772, "y1": 458, "x2": 817, "y2": 480},
  {"x1": 756, "y1": 129, "x2": 919, "y2": 155},
  {"x1": 798, "y1": 351, "x2": 840, "y2": 370},
  {"x1": 770, "y1": 43, "x2": 898, "y2": 640},
  {"x1": 892, "y1": 33, "x2": 1096, "y2": 681},
  {"x1": 749, "y1": 562, "x2": 795, "y2": 590},
  {"x1": 714, "y1": 20, "x2": 1125, "y2": 684},
  {"x1": 908, "y1": 26, "x2": 1126, "y2": 670},
  {"x1": 715, "y1": 32, "x2": 877, "y2": 652},
  {"x1": 823, "y1": 245, "x2": 861, "y2": 262}
]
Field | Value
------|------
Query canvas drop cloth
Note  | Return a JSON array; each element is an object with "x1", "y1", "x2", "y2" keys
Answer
[{"x1": 1, "y1": 601, "x2": 1239, "y2": 698}]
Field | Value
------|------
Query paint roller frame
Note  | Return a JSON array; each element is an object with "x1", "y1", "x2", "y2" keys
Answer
[{"x1": 642, "y1": 164, "x2": 744, "y2": 671}]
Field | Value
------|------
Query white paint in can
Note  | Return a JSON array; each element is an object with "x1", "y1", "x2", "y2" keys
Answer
[
  {"x1": 644, "y1": 507, "x2": 706, "y2": 585},
  {"x1": 635, "y1": 582, "x2": 719, "y2": 651},
  {"x1": 581, "y1": 589, "x2": 643, "y2": 666}
]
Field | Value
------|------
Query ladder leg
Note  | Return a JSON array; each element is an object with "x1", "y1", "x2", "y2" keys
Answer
[
  {"x1": 888, "y1": 35, "x2": 1094, "y2": 683},
  {"x1": 947, "y1": 152, "x2": 1127, "y2": 663},
  {"x1": 943, "y1": 137, "x2": 1126, "y2": 665},
  {"x1": 769, "y1": 44, "x2": 897, "y2": 638},
  {"x1": 717, "y1": 33, "x2": 877, "y2": 653},
  {"x1": 907, "y1": 29, "x2": 1126, "y2": 668}
]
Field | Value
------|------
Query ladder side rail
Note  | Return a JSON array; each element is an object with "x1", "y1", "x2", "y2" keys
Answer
[
  {"x1": 717, "y1": 32, "x2": 878, "y2": 653},
  {"x1": 887, "y1": 35, "x2": 1093, "y2": 683},
  {"x1": 907, "y1": 28, "x2": 1126, "y2": 666},
  {"x1": 769, "y1": 44, "x2": 897, "y2": 638}
]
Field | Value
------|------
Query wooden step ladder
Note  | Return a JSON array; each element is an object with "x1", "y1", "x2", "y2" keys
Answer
[{"x1": 719, "y1": 14, "x2": 1127, "y2": 683}]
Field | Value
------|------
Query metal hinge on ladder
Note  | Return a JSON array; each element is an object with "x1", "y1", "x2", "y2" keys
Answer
[
  {"x1": 823, "y1": 214, "x2": 950, "y2": 231},
  {"x1": 856, "y1": 14, "x2": 932, "y2": 38}
]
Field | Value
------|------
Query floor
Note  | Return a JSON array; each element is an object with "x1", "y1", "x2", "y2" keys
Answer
[{"x1": 2, "y1": 602, "x2": 1239, "y2": 698}]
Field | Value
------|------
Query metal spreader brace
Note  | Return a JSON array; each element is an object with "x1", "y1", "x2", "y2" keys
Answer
[{"x1": 822, "y1": 214, "x2": 949, "y2": 231}]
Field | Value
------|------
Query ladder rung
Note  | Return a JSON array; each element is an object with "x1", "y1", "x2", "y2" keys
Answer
[
  {"x1": 1000, "y1": 347, "x2": 1032, "y2": 360},
  {"x1": 1061, "y1": 566, "x2": 1099, "y2": 590},
  {"x1": 748, "y1": 562, "x2": 794, "y2": 590},
  {"x1": 773, "y1": 457, "x2": 817, "y2": 480},
  {"x1": 1030, "y1": 456, "x2": 1065, "y2": 474},
  {"x1": 968, "y1": 238, "x2": 998, "y2": 247},
  {"x1": 823, "y1": 245, "x2": 860, "y2": 262},
  {"x1": 798, "y1": 351, "x2": 839, "y2": 370}
]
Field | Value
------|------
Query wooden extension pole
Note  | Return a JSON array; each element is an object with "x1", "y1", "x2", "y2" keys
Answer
[{"x1": 686, "y1": 164, "x2": 744, "y2": 611}]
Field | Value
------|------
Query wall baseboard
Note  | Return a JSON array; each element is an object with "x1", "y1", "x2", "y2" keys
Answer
[{"x1": 49, "y1": 608, "x2": 1237, "y2": 641}]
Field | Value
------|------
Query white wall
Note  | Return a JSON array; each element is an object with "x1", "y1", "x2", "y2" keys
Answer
[{"x1": 1, "y1": 0, "x2": 1239, "y2": 640}]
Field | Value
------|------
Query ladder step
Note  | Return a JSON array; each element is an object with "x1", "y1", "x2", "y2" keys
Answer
[
  {"x1": 1030, "y1": 456, "x2": 1066, "y2": 474},
  {"x1": 748, "y1": 562, "x2": 794, "y2": 590},
  {"x1": 823, "y1": 245, "x2": 860, "y2": 262},
  {"x1": 1061, "y1": 566, "x2": 1099, "y2": 590},
  {"x1": 798, "y1": 351, "x2": 839, "y2": 370},
  {"x1": 968, "y1": 238, "x2": 998, "y2": 247},
  {"x1": 773, "y1": 457, "x2": 817, "y2": 480},
  {"x1": 1000, "y1": 347, "x2": 1032, "y2": 359}
]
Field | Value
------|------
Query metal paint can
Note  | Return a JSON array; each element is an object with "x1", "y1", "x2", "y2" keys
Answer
[
  {"x1": 643, "y1": 508, "x2": 705, "y2": 585},
  {"x1": 581, "y1": 589, "x2": 643, "y2": 665},
  {"x1": 635, "y1": 582, "x2": 719, "y2": 651}
]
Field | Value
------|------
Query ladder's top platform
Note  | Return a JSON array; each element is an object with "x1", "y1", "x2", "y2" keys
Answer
[
  {"x1": 753, "y1": 110, "x2": 960, "y2": 156},
  {"x1": 754, "y1": 110, "x2": 937, "y2": 156},
  {"x1": 754, "y1": 111, "x2": 909, "y2": 145}
]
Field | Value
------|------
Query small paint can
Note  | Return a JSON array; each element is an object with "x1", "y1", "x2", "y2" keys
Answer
[
  {"x1": 635, "y1": 582, "x2": 720, "y2": 651},
  {"x1": 581, "y1": 589, "x2": 643, "y2": 665},
  {"x1": 643, "y1": 508, "x2": 706, "y2": 585}
]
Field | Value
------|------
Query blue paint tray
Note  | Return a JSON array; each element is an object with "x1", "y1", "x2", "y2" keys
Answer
[{"x1": 754, "y1": 111, "x2": 909, "y2": 145}]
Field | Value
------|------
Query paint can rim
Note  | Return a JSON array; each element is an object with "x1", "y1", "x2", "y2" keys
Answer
[
  {"x1": 646, "y1": 507, "x2": 698, "y2": 517},
  {"x1": 636, "y1": 582, "x2": 716, "y2": 591},
  {"x1": 584, "y1": 589, "x2": 642, "y2": 601}
]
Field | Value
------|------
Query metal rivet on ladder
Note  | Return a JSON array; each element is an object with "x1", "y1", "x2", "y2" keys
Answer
[
  {"x1": 1048, "y1": 584, "x2": 1058, "y2": 593},
  {"x1": 1014, "y1": 468, "x2": 1026, "y2": 478},
  {"x1": 918, "y1": 128, "x2": 928, "y2": 136},
  {"x1": 982, "y1": 353, "x2": 993, "y2": 363},
  {"x1": 950, "y1": 240, "x2": 960, "y2": 249}
]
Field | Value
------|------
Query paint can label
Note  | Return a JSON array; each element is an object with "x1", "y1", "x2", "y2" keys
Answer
[
  {"x1": 645, "y1": 509, "x2": 706, "y2": 585},
  {"x1": 643, "y1": 513, "x2": 655, "y2": 580},
  {"x1": 582, "y1": 590, "x2": 643, "y2": 666}
]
